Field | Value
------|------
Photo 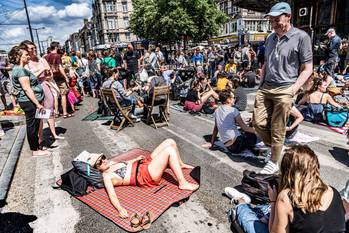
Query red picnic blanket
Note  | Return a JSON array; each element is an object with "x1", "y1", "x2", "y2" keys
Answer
[
  {"x1": 58, "y1": 148, "x2": 200, "y2": 232},
  {"x1": 318, "y1": 121, "x2": 349, "y2": 134}
]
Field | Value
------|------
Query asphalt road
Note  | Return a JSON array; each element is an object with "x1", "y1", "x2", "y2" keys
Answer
[{"x1": 2, "y1": 96, "x2": 349, "y2": 233}]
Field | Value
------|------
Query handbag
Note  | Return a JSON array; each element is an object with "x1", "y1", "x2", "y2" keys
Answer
[{"x1": 324, "y1": 104, "x2": 349, "y2": 127}]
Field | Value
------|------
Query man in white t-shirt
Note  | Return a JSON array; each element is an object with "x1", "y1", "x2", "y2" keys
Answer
[{"x1": 203, "y1": 91, "x2": 256, "y2": 154}]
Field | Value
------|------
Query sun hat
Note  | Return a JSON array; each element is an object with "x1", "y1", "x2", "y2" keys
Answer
[
  {"x1": 87, "y1": 153, "x2": 105, "y2": 167},
  {"x1": 265, "y1": 2, "x2": 291, "y2": 17}
]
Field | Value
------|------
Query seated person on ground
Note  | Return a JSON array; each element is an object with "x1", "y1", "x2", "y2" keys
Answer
[
  {"x1": 285, "y1": 106, "x2": 304, "y2": 140},
  {"x1": 298, "y1": 77, "x2": 341, "y2": 123},
  {"x1": 93, "y1": 139, "x2": 199, "y2": 218},
  {"x1": 216, "y1": 73, "x2": 229, "y2": 92},
  {"x1": 169, "y1": 70, "x2": 183, "y2": 100},
  {"x1": 225, "y1": 145, "x2": 346, "y2": 233},
  {"x1": 225, "y1": 187, "x2": 269, "y2": 233},
  {"x1": 184, "y1": 79, "x2": 218, "y2": 112},
  {"x1": 202, "y1": 91, "x2": 256, "y2": 154},
  {"x1": 237, "y1": 63, "x2": 256, "y2": 88},
  {"x1": 199, "y1": 76, "x2": 212, "y2": 93},
  {"x1": 225, "y1": 59, "x2": 237, "y2": 77},
  {"x1": 268, "y1": 145, "x2": 346, "y2": 233},
  {"x1": 102, "y1": 69, "x2": 142, "y2": 118},
  {"x1": 214, "y1": 65, "x2": 228, "y2": 91},
  {"x1": 231, "y1": 77, "x2": 247, "y2": 111}
]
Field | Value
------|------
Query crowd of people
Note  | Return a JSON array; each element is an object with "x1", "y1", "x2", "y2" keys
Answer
[{"x1": 0, "y1": 1, "x2": 348, "y2": 232}]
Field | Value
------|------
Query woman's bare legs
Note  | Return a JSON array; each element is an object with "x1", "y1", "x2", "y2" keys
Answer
[
  {"x1": 148, "y1": 139, "x2": 199, "y2": 191},
  {"x1": 54, "y1": 95, "x2": 59, "y2": 116},
  {"x1": 47, "y1": 117, "x2": 64, "y2": 139},
  {"x1": 200, "y1": 90, "x2": 218, "y2": 104}
]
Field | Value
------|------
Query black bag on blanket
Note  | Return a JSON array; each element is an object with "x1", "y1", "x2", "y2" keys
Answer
[
  {"x1": 72, "y1": 161, "x2": 104, "y2": 188},
  {"x1": 58, "y1": 169, "x2": 88, "y2": 196},
  {"x1": 235, "y1": 170, "x2": 279, "y2": 204}
]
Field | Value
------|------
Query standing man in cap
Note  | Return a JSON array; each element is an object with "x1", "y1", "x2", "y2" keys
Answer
[
  {"x1": 253, "y1": 2, "x2": 313, "y2": 174},
  {"x1": 324, "y1": 28, "x2": 341, "y2": 77}
]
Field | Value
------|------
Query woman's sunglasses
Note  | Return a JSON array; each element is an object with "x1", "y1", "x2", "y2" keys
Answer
[{"x1": 94, "y1": 155, "x2": 106, "y2": 167}]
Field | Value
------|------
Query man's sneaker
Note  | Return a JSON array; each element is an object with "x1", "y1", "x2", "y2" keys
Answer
[
  {"x1": 0, "y1": 129, "x2": 5, "y2": 137},
  {"x1": 259, "y1": 161, "x2": 279, "y2": 174},
  {"x1": 224, "y1": 187, "x2": 251, "y2": 204}
]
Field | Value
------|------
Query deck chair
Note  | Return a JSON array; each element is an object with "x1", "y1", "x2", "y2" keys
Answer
[
  {"x1": 146, "y1": 85, "x2": 170, "y2": 129},
  {"x1": 101, "y1": 88, "x2": 135, "y2": 131}
]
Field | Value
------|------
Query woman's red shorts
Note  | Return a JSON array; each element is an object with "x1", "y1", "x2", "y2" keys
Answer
[
  {"x1": 184, "y1": 100, "x2": 203, "y2": 112},
  {"x1": 130, "y1": 157, "x2": 159, "y2": 187}
]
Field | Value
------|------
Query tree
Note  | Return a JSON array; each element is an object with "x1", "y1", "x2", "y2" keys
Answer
[{"x1": 130, "y1": 0, "x2": 228, "y2": 46}]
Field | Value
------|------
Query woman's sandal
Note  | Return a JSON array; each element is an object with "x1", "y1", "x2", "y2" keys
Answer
[
  {"x1": 130, "y1": 213, "x2": 143, "y2": 231},
  {"x1": 141, "y1": 211, "x2": 154, "y2": 230},
  {"x1": 63, "y1": 114, "x2": 72, "y2": 118}
]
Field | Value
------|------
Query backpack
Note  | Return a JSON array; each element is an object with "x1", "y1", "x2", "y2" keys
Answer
[
  {"x1": 324, "y1": 105, "x2": 349, "y2": 127},
  {"x1": 235, "y1": 170, "x2": 278, "y2": 204},
  {"x1": 57, "y1": 169, "x2": 88, "y2": 196},
  {"x1": 72, "y1": 161, "x2": 104, "y2": 188}
]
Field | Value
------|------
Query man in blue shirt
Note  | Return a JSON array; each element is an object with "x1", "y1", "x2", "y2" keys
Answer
[
  {"x1": 324, "y1": 28, "x2": 341, "y2": 77},
  {"x1": 191, "y1": 48, "x2": 203, "y2": 66}
]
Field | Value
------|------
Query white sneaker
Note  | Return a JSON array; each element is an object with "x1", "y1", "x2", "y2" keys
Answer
[
  {"x1": 259, "y1": 161, "x2": 279, "y2": 174},
  {"x1": 224, "y1": 187, "x2": 251, "y2": 204},
  {"x1": 0, "y1": 129, "x2": 5, "y2": 137}
]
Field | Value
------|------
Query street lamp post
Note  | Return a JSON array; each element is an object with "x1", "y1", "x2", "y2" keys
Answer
[{"x1": 31, "y1": 27, "x2": 45, "y2": 55}]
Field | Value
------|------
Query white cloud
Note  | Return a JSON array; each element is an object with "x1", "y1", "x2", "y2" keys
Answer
[
  {"x1": 4, "y1": 27, "x2": 26, "y2": 39},
  {"x1": 56, "y1": 3, "x2": 91, "y2": 18},
  {"x1": 9, "y1": 3, "x2": 91, "y2": 23},
  {"x1": 1, "y1": 2, "x2": 92, "y2": 51}
]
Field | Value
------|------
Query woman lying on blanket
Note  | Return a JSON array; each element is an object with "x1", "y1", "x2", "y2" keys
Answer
[{"x1": 92, "y1": 139, "x2": 199, "y2": 218}]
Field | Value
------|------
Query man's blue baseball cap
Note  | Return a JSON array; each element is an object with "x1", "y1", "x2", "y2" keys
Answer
[{"x1": 265, "y1": 2, "x2": 292, "y2": 17}]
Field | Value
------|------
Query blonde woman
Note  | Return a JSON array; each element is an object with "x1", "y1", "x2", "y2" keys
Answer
[{"x1": 268, "y1": 145, "x2": 346, "y2": 233}]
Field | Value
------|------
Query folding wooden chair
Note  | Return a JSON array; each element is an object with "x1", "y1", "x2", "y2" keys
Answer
[
  {"x1": 101, "y1": 88, "x2": 135, "y2": 131},
  {"x1": 146, "y1": 86, "x2": 170, "y2": 129}
]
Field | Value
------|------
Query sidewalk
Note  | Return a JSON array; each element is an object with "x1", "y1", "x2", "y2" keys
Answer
[{"x1": 0, "y1": 115, "x2": 26, "y2": 207}]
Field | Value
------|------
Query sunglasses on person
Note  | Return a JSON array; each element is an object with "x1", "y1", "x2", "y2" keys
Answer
[{"x1": 94, "y1": 154, "x2": 106, "y2": 168}]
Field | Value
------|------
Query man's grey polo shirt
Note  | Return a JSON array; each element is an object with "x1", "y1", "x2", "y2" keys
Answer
[{"x1": 264, "y1": 27, "x2": 312, "y2": 87}]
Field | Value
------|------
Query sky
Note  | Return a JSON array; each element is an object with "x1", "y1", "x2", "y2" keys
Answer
[{"x1": 0, "y1": 0, "x2": 93, "y2": 52}]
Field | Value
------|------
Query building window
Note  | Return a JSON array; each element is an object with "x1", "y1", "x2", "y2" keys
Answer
[
  {"x1": 107, "y1": 17, "x2": 117, "y2": 30},
  {"x1": 105, "y1": 2, "x2": 114, "y2": 12},
  {"x1": 123, "y1": 17, "x2": 129, "y2": 28},
  {"x1": 230, "y1": 22, "x2": 237, "y2": 33},
  {"x1": 232, "y1": 6, "x2": 239, "y2": 14},
  {"x1": 125, "y1": 32, "x2": 131, "y2": 41},
  {"x1": 122, "y1": 2, "x2": 128, "y2": 12}
]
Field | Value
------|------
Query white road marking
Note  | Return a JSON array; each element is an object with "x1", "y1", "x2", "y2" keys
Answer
[
  {"x1": 31, "y1": 140, "x2": 80, "y2": 233},
  {"x1": 163, "y1": 127, "x2": 246, "y2": 173}
]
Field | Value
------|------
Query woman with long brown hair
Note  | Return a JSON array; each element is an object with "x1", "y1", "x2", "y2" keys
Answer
[{"x1": 268, "y1": 145, "x2": 346, "y2": 233}]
